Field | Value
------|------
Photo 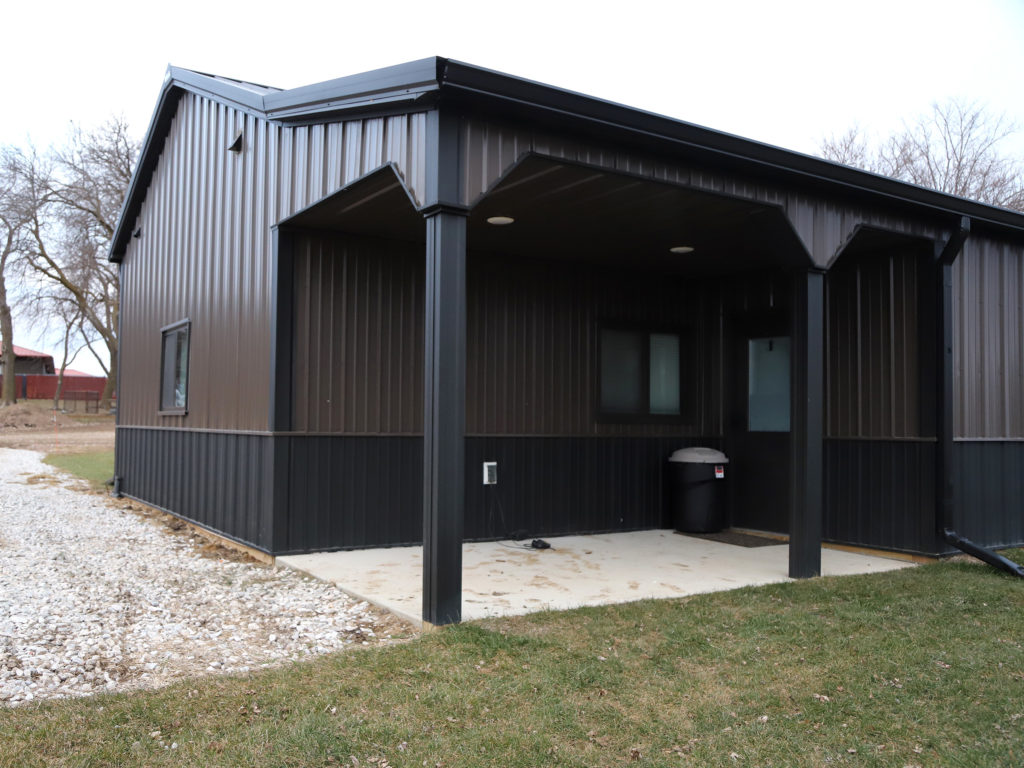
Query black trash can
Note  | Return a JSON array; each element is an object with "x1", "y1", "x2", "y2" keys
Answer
[{"x1": 668, "y1": 447, "x2": 729, "y2": 533}]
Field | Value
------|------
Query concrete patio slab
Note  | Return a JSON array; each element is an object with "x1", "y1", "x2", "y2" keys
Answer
[{"x1": 278, "y1": 529, "x2": 915, "y2": 625}]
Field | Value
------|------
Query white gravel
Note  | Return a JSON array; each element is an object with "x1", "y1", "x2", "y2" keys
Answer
[{"x1": 0, "y1": 447, "x2": 400, "y2": 707}]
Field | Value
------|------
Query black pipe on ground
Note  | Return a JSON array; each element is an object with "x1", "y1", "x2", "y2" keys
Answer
[{"x1": 943, "y1": 529, "x2": 1024, "y2": 579}]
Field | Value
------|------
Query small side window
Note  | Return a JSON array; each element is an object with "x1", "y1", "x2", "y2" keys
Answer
[
  {"x1": 598, "y1": 325, "x2": 685, "y2": 420},
  {"x1": 160, "y1": 320, "x2": 190, "y2": 413}
]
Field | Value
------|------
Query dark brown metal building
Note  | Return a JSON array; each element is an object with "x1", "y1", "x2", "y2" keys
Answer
[{"x1": 110, "y1": 58, "x2": 1024, "y2": 624}]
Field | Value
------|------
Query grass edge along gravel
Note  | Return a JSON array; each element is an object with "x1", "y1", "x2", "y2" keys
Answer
[
  {"x1": 42, "y1": 449, "x2": 114, "y2": 492},
  {"x1": 1, "y1": 554, "x2": 1022, "y2": 767}
]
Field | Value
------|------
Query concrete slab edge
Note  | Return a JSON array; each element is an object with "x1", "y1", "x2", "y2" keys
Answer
[{"x1": 275, "y1": 559, "x2": 424, "y2": 629}]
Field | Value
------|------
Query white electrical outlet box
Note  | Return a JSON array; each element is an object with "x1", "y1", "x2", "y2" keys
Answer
[{"x1": 483, "y1": 461, "x2": 497, "y2": 485}]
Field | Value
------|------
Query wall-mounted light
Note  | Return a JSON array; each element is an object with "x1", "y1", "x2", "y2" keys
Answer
[
  {"x1": 669, "y1": 245, "x2": 695, "y2": 254},
  {"x1": 486, "y1": 215, "x2": 515, "y2": 226},
  {"x1": 132, "y1": 227, "x2": 142, "y2": 239},
  {"x1": 227, "y1": 131, "x2": 243, "y2": 153}
]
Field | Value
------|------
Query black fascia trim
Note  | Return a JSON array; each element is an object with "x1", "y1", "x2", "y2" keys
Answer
[
  {"x1": 438, "y1": 59, "x2": 1024, "y2": 238},
  {"x1": 110, "y1": 68, "x2": 283, "y2": 262},
  {"x1": 268, "y1": 93, "x2": 436, "y2": 124},
  {"x1": 109, "y1": 62, "x2": 444, "y2": 262},
  {"x1": 263, "y1": 57, "x2": 442, "y2": 119},
  {"x1": 166, "y1": 66, "x2": 273, "y2": 112},
  {"x1": 109, "y1": 79, "x2": 183, "y2": 262}
]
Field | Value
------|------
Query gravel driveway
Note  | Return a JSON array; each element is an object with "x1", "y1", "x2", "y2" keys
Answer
[{"x1": 0, "y1": 448, "x2": 403, "y2": 706}]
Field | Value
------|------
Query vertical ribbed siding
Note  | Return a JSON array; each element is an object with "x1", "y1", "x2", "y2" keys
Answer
[
  {"x1": 116, "y1": 427, "x2": 275, "y2": 551},
  {"x1": 458, "y1": 115, "x2": 940, "y2": 268},
  {"x1": 284, "y1": 436, "x2": 423, "y2": 552},
  {"x1": 954, "y1": 236, "x2": 1024, "y2": 438},
  {"x1": 954, "y1": 441, "x2": 1024, "y2": 548},
  {"x1": 289, "y1": 239, "x2": 730, "y2": 438},
  {"x1": 291, "y1": 233, "x2": 424, "y2": 433},
  {"x1": 824, "y1": 439, "x2": 938, "y2": 553},
  {"x1": 825, "y1": 248, "x2": 921, "y2": 438},
  {"x1": 466, "y1": 254, "x2": 726, "y2": 437},
  {"x1": 118, "y1": 93, "x2": 427, "y2": 431}
]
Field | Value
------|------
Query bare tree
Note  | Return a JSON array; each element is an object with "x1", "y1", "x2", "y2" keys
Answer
[
  {"x1": 820, "y1": 100, "x2": 1024, "y2": 212},
  {"x1": 12, "y1": 119, "x2": 137, "y2": 410},
  {"x1": 51, "y1": 301, "x2": 88, "y2": 410},
  {"x1": 0, "y1": 149, "x2": 28, "y2": 406}
]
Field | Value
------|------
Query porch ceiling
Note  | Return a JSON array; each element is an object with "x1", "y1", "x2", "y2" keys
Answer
[
  {"x1": 280, "y1": 164, "x2": 423, "y2": 242},
  {"x1": 280, "y1": 157, "x2": 812, "y2": 277},
  {"x1": 468, "y1": 155, "x2": 812, "y2": 276}
]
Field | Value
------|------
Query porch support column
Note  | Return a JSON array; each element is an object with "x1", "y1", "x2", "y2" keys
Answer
[
  {"x1": 422, "y1": 206, "x2": 468, "y2": 626},
  {"x1": 789, "y1": 268, "x2": 825, "y2": 578},
  {"x1": 935, "y1": 217, "x2": 970, "y2": 535}
]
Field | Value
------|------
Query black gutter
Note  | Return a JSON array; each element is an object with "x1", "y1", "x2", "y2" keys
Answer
[{"x1": 943, "y1": 529, "x2": 1024, "y2": 578}]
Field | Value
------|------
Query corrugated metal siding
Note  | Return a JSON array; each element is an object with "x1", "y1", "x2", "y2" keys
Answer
[
  {"x1": 116, "y1": 427, "x2": 275, "y2": 550},
  {"x1": 825, "y1": 249, "x2": 921, "y2": 437},
  {"x1": 289, "y1": 238, "x2": 728, "y2": 438},
  {"x1": 824, "y1": 439, "x2": 938, "y2": 554},
  {"x1": 118, "y1": 93, "x2": 427, "y2": 431},
  {"x1": 464, "y1": 436, "x2": 721, "y2": 539},
  {"x1": 278, "y1": 435, "x2": 720, "y2": 551},
  {"x1": 467, "y1": 254, "x2": 726, "y2": 437},
  {"x1": 458, "y1": 116, "x2": 941, "y2": 267},
  {"x1": 954, "y1": 236, "x2": 1024, "y2": 438},
  {"x1": 283, "y1": 436, "x2": 422, "y2": 552},
  {"x1": 291, "y1": 234, "x2": 424, "y2": 433},
  {"x1": 954, "y1": 440, "x2": 1024, "y2": 548}
]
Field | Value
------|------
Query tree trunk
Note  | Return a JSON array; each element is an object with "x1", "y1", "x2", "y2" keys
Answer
[
  {"x1": 0, "y1": 273, "x2": 16, "y2": 406},
  {"x1": 53, "y1": 367, "x2": 66, "y2": 410},
  {"x1": 100, "y1": 344, "x2": 117, "y2": 412}
]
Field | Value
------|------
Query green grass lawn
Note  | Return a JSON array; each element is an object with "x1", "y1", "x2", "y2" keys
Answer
[
  {"x1": 1, "y1": 557, "x2": 1022, "y2": 767},
  {"x1": 43, "y1": 450, "x2": 115, "y2": 491}
]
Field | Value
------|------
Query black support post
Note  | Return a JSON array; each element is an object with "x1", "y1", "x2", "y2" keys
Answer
[
  {"x1": 266, "y1": 226, "x2": 295, "y2": 554},
  {"x1": 269, "y1": 226, "x2": 294, "y2": 433},
  {"x1": 935, "y1": 217, "x2": 970, "y2": 534},
  {"x1": 422, "y1": 208, "x2": 468, "y2": 626},
  {"x1": 789, "y1": 268, "x2": 825, "y2": 578}
]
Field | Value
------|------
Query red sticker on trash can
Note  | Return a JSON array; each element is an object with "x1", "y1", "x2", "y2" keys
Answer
[{"x1": 714, "y1": 465, "x2": 725, "y2": 479}]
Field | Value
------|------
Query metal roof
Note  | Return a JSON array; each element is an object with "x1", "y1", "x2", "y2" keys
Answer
[
  {"x1": 12, "y1": 345, "x2": 54, "y2": 359},
  {"x1": 109, "y1": 57, "x2": 1024, "y2": 261}
]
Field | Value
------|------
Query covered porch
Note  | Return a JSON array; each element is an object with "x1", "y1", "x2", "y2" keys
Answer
[
  {"x1": 272, "y1": 140, "x2": 947, "y2": 626},
  {"x1": 278, "y1": 530, "x2": 915, "y2": 625}
]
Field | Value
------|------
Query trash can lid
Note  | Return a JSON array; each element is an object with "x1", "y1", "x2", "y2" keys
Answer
[{"x1": 668, "y1": 447, "x2": 729, "y2": 464}]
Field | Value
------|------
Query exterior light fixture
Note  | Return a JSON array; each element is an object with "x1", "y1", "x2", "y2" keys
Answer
[
  {"x1": 669, "y1": 245, "x2": 695, "y2": 254},
  {"x1": 486, "y1": 215, "x2": 515, "y2": 226}
]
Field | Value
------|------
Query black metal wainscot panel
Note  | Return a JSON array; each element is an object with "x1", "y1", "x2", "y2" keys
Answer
[
  {"x1": 823, "y1": 439, "x2": 939, "y2": 554},
  {"x1": 954, "y1": 441, "x2": 1024, "y2": 549},
  {"x1": 284, "y1": 436, "x2": 423, "y2": 553},
  {"x1": 115, "y1": 427, "x2": 275, "y2": 551},
  {"x1": 464, "y1": 437, "x2": 720, "y2": 540}
]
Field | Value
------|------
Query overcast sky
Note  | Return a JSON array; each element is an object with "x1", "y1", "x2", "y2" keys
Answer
[{"x1": 3, "y1": 0, "x2": 1023, "y2": 374}]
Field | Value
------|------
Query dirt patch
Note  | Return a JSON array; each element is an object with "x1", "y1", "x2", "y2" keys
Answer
[
  {"x1": 0, "y1": 401, "x2": 115, "y2": 453},
  {"x1": 0, "y1": 403, "x2": 77, "y2": 430}
]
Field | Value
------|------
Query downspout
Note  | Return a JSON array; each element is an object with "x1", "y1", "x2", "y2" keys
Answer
[
  {"x1": 943, "y1": 528, "x2": 1024, "y2": 578},
  {"x1": 934, "y1": 217, "x2": 1022, "y2": 578},
  {"x1": 935, "y1": 215, "x2": 969, "y2": 536}
]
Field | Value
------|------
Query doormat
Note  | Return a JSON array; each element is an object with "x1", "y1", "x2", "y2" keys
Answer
[{"x1": 678, "y1": 530, "x2": 783, "y2": 548}]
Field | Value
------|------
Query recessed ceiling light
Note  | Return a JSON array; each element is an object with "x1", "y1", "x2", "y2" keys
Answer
[
  {"x1": 486, "y1": 215, "x2": 515, "y2": 226},
  {"x1": 669, "y1": 245, "x2": 695, "y2": 254}
]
